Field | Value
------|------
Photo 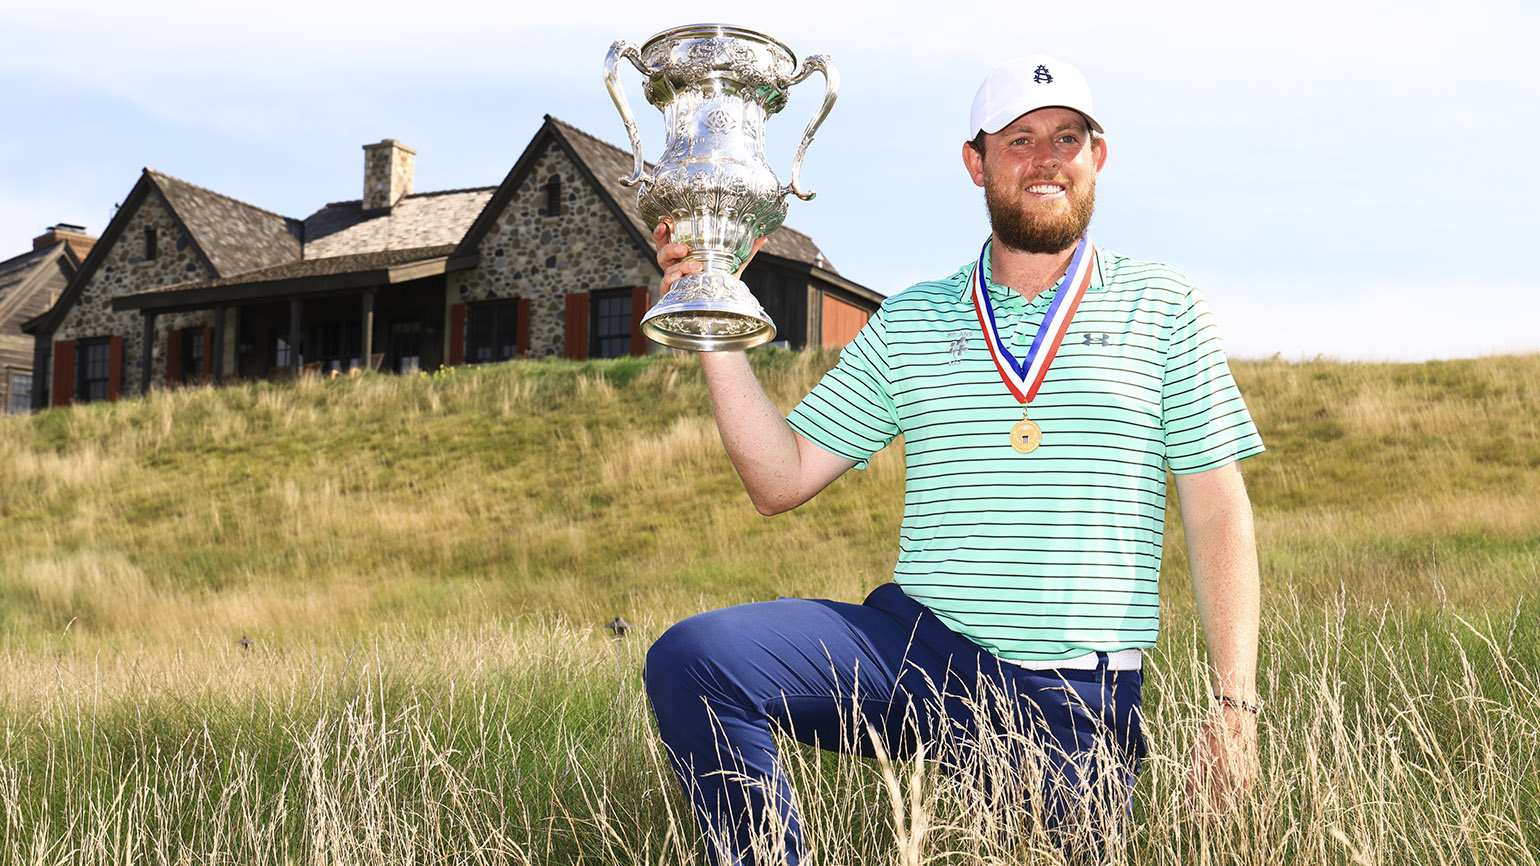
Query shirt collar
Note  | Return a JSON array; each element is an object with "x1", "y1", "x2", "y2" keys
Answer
[{"x1": 957, "y1": 239, "x2": 1107, "y2": 303}]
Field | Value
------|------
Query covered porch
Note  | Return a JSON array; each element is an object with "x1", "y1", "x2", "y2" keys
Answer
[{"x1": 113, "y1": 246, "x2": 465, "y2": 392}]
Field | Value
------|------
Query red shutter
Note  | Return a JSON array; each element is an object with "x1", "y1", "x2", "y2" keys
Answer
[
  {"x1": 200, "y1": 326, "x2": 213, "y2": 382},
  {"x1": 107, "y1": 336, "x2": 124, "y2": 402},
  {"x1": 629, "y1": 286, "x2": 650, "y2": 357},
  {"x1": 449, "y1": 303, "x2": 466, "y2": 366},
  {"x1": 165, "y1": 328, "x2": 183, "y2": 385},
  {"x1": 564, "y1": 292, "x2": 590, "y2": 360},
  {"x1": 52, "y1": 340, "x2": 76, "y2": 407},
  {"x1": 515, "y1": 298, "x2": 531, "y2": 358}
]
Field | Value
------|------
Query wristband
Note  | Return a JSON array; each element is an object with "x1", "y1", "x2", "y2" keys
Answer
[{"x1": 1214, "y1": 694, "x2": 1263, "y2": 715}]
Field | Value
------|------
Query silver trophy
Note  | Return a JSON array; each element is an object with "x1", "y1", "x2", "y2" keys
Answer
[{"x1": 605, "y1": 25, "x2": 838, "y2": 351}]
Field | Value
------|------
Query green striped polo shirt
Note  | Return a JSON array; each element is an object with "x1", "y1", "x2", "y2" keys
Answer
[{"x1": 787, "y1": 245, "x2": 1265, "y2": 661}]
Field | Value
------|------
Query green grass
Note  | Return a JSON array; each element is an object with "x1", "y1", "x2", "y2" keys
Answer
[{"x1": 0, "y1": 351, "x2": 1538, "y2": 864}]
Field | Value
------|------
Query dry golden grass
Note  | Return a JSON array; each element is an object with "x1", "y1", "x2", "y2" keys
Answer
[{"x1": 0, "y1": 603, "x2": 1534, "y2": 865}]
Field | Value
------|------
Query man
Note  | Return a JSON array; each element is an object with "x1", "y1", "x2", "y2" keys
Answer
[{"x1": 645, "y1": 55, "x2": 1263, "y2": 865}]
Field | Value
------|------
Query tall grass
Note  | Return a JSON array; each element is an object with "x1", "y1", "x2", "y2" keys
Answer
[
  {"x1": 1, "y1": 604, "x2": 1534, "y2": 864},
  {"x1": 1, "y1": 351, "x2": 1537, "y2": 863}
]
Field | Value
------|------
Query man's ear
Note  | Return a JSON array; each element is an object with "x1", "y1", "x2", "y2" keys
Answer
[
  {"x1": 963, "y1": 141, "x2": 986, "y2": 188},
  {"x1": 1092, "y1": 135, "x2": 1109, "y2": 173}
]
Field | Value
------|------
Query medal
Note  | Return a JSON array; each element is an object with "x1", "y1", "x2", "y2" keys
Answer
[
  {"x1": 971, "y1": 235, "x2": 1095, "y2": 454},
  {"x1": 1010, "y1": 408, "x2": 1042, "y2": 454}
]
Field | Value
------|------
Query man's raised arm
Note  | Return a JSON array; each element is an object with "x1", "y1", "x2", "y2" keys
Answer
[{"x1": 655, "y1": 223, "x2": 857, "y2": 515}]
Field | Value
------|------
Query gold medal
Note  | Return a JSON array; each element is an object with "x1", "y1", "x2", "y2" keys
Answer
[{"x1": 1010, "y1": 409, "x2": 1042, "y2": 454}]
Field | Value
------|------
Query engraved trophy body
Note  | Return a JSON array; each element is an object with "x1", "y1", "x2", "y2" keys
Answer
[{"x1": 605, "y1": 25, "x2": 837, "y2": 351}]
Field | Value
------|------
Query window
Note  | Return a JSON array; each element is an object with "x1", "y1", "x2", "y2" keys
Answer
[
  {"x1": 389, "y1": 321, "x2": 423, "y2": 373},
  {"x1": 590, "y1": 289, "x2": 632, "y2": 359},
  {"x1": 181, "y1": 329, "x2": 205, "y2": 382},
  {"x1": 144, "y1": 227, "x2": 158, "y2": 260},
  {"x1": 544, "y1": 176, "x2": 562, "y2": 217},
  {"x1": 310, "y1": 320, "x2": 361, "y2": 372},
  {"x1": 9, "y1": 373, "x2": 31, "y2": 414},
  {"x1": 466, "y1": 300, "x2": 520, "y2": 364},
  {"x1": 274, "y1": 333, "x2": 293, "y2": 369},
  {"x1": 77, "y1": 339, "x2": 111, "y2": 403}
]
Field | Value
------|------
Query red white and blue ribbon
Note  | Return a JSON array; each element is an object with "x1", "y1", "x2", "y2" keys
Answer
[{"x1": 971, "y1": 235, "x2": 1095, "y2": 404}]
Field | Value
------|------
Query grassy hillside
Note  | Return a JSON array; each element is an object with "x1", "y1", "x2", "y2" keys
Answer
[
  {"x1": 2, "y1": 351, "x2": 901, "y2": 642},
  {"x1": 2, "y1": 351, "x2": 1536, "y2": 643},
  {"x1": 1, "y1": 352, "x2": 1537, "y2": 865}
]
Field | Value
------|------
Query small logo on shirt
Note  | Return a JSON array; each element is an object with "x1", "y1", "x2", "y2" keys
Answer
[
  {"x1": 947, "y1": 331, "x2": 970, "y2": 364},
  {"x1": 1033, "y1": 65, "x2": 1054, "y2": 84},
  {"x1": 1083, "y1": 333, "x2": 1111, "y2": 347}
]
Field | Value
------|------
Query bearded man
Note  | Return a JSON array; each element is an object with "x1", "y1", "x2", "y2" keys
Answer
[{"x1": 645, "y1": 55, "x2": 1265, "y2": 865}]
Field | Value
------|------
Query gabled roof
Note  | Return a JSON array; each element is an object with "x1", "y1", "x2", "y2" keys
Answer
[
  {"x1": 26, "y1": 172, "x2": 159, "y2": 336},
  {"x1": 25, "y1": 168, "x2": 306, "y2": 335},
  {"x1": 149, "y1": 170, "x2": 301, "y2": 277},
  {"x1": 303, "y1": 187, "x2": 495, "y2": 259},
  {"x1": 0, "y1": 242, "x2": 77, "y2": 326},
  {"x1": 115, "y1": 182, "x2": 498, "y2": 313},
  {"x1": 454, "y1": 115, "x2": 870, "y2": 300}
]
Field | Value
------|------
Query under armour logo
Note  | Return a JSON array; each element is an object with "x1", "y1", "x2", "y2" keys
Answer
[
  {"x1": 1033, "y1": 65, "x2": 1054, "y2": 84},
  {"x1": 1083, "y1": 333, "x2": 1111, "y2": 347},
  {"x1": 947, "y1": 331, "x2": 970, "y2": 364}
]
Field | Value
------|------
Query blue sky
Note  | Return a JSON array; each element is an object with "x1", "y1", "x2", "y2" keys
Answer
[{"x1": 3, "y1": 0, "x2": 1536, "y2": 360}]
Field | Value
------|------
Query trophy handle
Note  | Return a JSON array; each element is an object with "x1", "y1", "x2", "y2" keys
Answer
[
  {"x1": 605, "y1": 40, "x2": 653, "y2": 188},
  {"x1": 780, "y1": 54, "x2": 839, "y2": 202}
]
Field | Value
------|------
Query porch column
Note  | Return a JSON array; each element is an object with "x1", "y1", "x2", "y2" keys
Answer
[
  {"x1": 140, "y1": 312, "x2": 157, "y2": 395},
  {"x1": 212, "y1": 305, "x2": 227, "y2": 384},
  {"x1": 360, "y1": 290, "x2": 375, "y2": 372},
  {"x1": 289, "y1": 299, "x2": 302, "y2": 377}
]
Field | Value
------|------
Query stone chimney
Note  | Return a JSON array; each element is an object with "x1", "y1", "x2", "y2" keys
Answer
[
  {"x1": 362, "y1": 139, "x2": 416, "y2": 212},
  {"x1": 33, "y1": 223, "x2": 97, "y2": 260}
]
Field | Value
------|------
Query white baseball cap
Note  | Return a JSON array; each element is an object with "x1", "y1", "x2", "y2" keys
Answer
[{"x1": 969, "y1": 54, "x2": 1103, "y2": 139}]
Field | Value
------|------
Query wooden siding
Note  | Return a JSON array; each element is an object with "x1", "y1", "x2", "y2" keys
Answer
[
  {"x1": 1, "y1": 248, "x2": 72, "y2": 412},
  {"x1": 821, "y1": 294, "x2": 871, "y2": 347}
]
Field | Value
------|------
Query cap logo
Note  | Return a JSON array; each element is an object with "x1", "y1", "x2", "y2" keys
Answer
[{"x1": 1033, "y1": 65, "x2": 1054, "y2": 84}]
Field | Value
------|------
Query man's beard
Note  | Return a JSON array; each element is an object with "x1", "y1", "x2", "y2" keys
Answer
[{"x1": 984, "y1": 174, "x2": 1096, "y2": 255}]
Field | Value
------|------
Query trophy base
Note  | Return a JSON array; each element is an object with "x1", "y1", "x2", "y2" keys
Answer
[
  {"x1": 641, "y1": 273, "x2": 778, "y2": 352},
  {"x1": 642, "y1": 309, "x2": 777, "y2": 352}
]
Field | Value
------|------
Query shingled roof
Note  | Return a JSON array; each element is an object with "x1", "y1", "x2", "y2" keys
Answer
[
  {"x1": 148, "y1": 170, "x2": 302, "y2": 277},
  {"x1": 0, "y1": 246, "x2": 61, "y2": 303},
  {"x1": 303, "y1": 187, "x2": 495, "y2": 259},
  {"x1": 115, "y1": 180, "x2": 492, "y2": 311},
  {"x1": 0, "y1": 243, "x2": 75, "y2": 325}
]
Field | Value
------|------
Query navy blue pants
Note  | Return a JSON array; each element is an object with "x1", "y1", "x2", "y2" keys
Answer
[{"x1": 645, "y1": 583, "x2": 1146, "y2": 865}]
